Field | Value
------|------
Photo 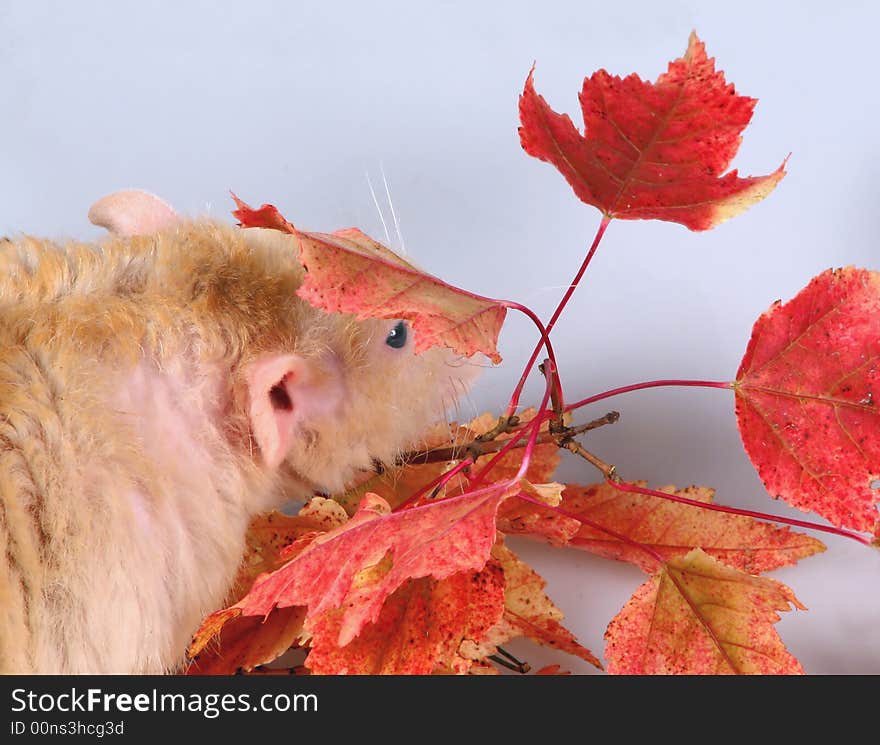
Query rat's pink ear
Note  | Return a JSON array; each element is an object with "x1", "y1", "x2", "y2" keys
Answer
[
  {"x1": 246, "y1": 353, "x2": 344, "y2": 469},
  {"x1": 88, "y1": 190, "x2": 178, "y2": 236}
]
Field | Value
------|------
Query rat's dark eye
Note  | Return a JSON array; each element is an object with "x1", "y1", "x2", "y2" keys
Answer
[{"x1": 385, "y1": 320, "x2": 408, "y2": 349}]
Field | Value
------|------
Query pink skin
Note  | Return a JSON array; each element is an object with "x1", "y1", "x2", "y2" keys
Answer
[
  {"x1": 246, "y1": 353, "x2": 345, "y2": 470},
  {"x1": 88, "y1": 190, "x2": 178, "y2": 236}
]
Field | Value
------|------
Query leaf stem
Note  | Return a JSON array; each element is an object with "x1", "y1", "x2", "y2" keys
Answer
[
  {"x1": 609, "y1": 480, "x2": 873, "y2": 547},
  {"x1": 566, "y1": 379, "x2": 732, "y2": 411},
  {"x1": 395, "y1": 457, "x2": 474, "y2": 511},
  {"x1": 498, "y1": 300, "x2": 560, "y2": 404},
  {"x1": 505, "y1": 216, "x2": 612, "y2": 418},
  {"x1": 557, "y1": 436, "x2": 873, "y2": 546},
  {"x1": 473, "y1": 360, "x2": 557, "y2": 485},
  {"x1": 400, "y1": 361, "x2": 557, "y2": 509}
]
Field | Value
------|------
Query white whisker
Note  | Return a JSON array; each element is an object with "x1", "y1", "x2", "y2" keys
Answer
[
  {"x1": 366, "y1": 171, "x2": 392, "y2": 245},
  {"x1": 445, "y1": 356, "x2": 494, "y2": 370},
  {"x1": 380, "y1": 163, "x2": 406, "y2": 255},
  {"x1": 457, "y1": 380, "x2": 480, "y2": 423},
  {"x1": 446, "y1": 378, "x2": 463, "y2": 421}
]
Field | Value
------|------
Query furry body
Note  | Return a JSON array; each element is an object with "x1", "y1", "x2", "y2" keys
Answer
[{"x1": 0, "y1": 221, "x2": 469, "y2": 673}]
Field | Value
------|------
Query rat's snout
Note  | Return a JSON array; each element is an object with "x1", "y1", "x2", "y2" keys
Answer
[{"x1": 443, "y1": 351, "x2": 486, "y2": 391}]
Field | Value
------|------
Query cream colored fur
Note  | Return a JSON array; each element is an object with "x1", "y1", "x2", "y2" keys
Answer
[{"x1": 0, "y1": 222, "x2": 475, "y2": 673}]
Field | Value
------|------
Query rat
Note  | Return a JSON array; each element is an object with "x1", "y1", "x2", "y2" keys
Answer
[{"x1": 0, "y1": 191, "x2": 479, "y2": 674}]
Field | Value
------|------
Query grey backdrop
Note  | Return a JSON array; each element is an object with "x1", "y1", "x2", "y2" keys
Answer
[{"x1": 3, "y1": 0, "x2": 878, "y2": 674}]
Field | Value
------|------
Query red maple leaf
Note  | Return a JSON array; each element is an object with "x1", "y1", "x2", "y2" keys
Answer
[
  {"x1": 231, "y1": 194, "x2": 507, "y2": 363},
  {"x1": 534, "y1": 664, "x2": 571, "y2": 675},
  {"x1": 199, "y1": 487, "x2": 515, "y2": 649},
  {"x1": 466, "y1": 542, "x2": 601, "y2": 669},
  {"x1": 305, "y1": 566, "x2": 506, "y2": 675},
  {"x1": 519, "y1": 32, "x2": 786, "y2": 230},
  {"x1": 735, "y1": 267, "x2": 880, "y2": 536}
]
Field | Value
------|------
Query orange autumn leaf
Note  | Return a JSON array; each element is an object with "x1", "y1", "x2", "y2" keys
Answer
[
  {"x1": 461, "y1": 542, "x2": 601, "y2": 670},
  {"x1": 496, "y1": 475, "x2": 578, "y2": 546},
  {"x1": 187, "y1": 508, "x2": 338, "y2": 669},
  {"x1": 231, "y1": 194, "x2": 507, "y2": 363},
  {"x1": 186, "y1": 501, "x2": 350, "y2": 672},
  {"x1": 519, "y1": 32, "x2": 785, "y2": 230},
  {"x1": 466, "y1": 661, "x2": 501, "y2": 675},
  {"x1": 735, "y1": 267, "x2": 880, "y2": 536},
  {"x1": 305, "y1": 564, "x2": 505, "y2": 675},
  {"x1": 186, "y1": 606, "x2": 306, "y2": 675},
  {"x1": 512, "y1": 482, "x2": 824, "y2": 573},
  {"x1": 604, "y1": 549, "x2": 805, "y2": 674},
  {"x1": 231, "y1": 499, "x2": 350, "y2": 597},
  {"x1": 495, "y1": 501, "x2": 581, "y2": 546},
  {"x1": 493, "y1": 448, "x2": 570, "y2": 545},
  {"x1": 498, "y1": 482, "x2": 824, "y2": 572}
]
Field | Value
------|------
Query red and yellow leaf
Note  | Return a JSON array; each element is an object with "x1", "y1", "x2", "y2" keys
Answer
[
  {"x1": 571, "y1": 483, "x2": 825, "y2": 572},
  {"x1": 736, "y1": 267, "x2": 880, "y2": 536},
  {"x1": 495, "y1": 499, "x2": 581, "y2": 546},
  {"x1": 475, "y1": 435, "x2": 560, "y2": 487},
  {"x1": 206, "y1": 487, "x2": 515, "y2": 648},
  {"x1": 305, "y1": 565, "x2": 505, "y2": 675},
  {"x1": 232, "y1": 194, "x2": 507, "y2": 363},
  {"x1": 519, "y1": 32, "x2": 785, "y2": 230},
  {"x1": 605, "y1": 548, "x2": 804, "y2": 674}
]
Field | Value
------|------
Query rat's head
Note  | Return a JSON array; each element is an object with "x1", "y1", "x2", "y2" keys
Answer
[
  {"x1": 236, "y1": 227, "x2": 481, "y2": 497},
  {"x1": 88, "y1": 190, "x2": 483, "y2": 499},
  {"x1": 243, "y1": 309, "x2": 479, "y2": 497}
]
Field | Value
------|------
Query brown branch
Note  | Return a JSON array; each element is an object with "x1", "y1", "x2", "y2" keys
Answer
[
  {"x1": 560, "y1": 438, "x2": 618, "y2": 481},
  {"x1": 475, "y1": 415, "x2": 521, "y2": 442},
  {"x1": 488, "y1": 646, "x2": 531, "y2": 674},
  {"x1": 400, "y1": 411, "x2": 620, "y2": 466},
  {"x1": 539, "y1": 360, "x2": 566, "y2": 433}
]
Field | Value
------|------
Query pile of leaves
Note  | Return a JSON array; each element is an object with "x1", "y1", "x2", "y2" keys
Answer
[{"x1": 187, "y1": 33, "x2": 879, "y2": 675}]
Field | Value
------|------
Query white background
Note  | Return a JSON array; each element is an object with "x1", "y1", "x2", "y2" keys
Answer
[{"x1": 2, "y1": 0, "x2": 878, "y2": 674}]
